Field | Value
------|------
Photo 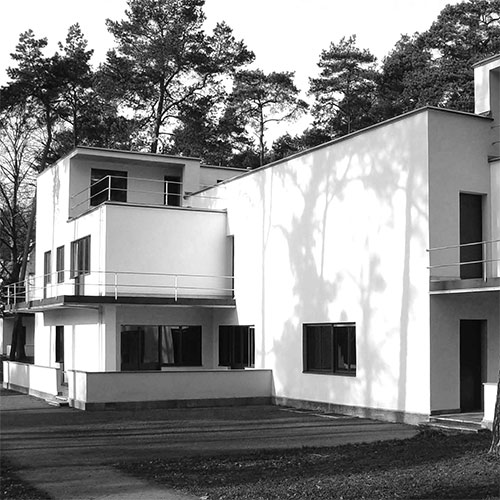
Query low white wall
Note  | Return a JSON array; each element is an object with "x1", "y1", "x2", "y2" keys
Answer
[
  {"x1": 483, "y1": 382, "x2": 498, "y2": 426},
  {"x1": 69, "y1": 369, "x2": 272, "y2": 404},
  {"x1": 2, "y1": 361, "x2": 59, "y2": 397}
]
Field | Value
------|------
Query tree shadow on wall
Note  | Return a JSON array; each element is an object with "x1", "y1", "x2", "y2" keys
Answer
[{"x1": 264, "y1": 115, "x2": 428, "y2": 412}]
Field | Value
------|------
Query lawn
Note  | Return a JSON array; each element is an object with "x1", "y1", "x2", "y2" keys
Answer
[
  {"x1": 1, "y1": 458, "x2": 51, "y2": 500},
  {"x1": 118, "y1": 430, "x2": 499, "y2": 500}
]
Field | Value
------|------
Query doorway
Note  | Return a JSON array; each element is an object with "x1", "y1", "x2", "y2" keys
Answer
[
  {"x1": 459, "y1": 193, "x2": 483, "y2": 279},
  {"x1": 459, "y1": 320, "x2": 485, "y2": 412}
]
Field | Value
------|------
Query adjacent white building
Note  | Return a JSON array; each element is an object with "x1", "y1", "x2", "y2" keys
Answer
[{"x1": 3, "y1": 55, "x2": 500, "y2": 426}]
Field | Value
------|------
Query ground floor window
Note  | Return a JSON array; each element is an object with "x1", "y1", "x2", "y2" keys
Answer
[
  {"x1": 219, "y1": 325, "x2": 255, "y2": 368},
  {"x1": 55, "y1": 326, "x2": 64, "y2": 363},
  {"x1": 303, "y1": 323, "x2": 356, "y2": 375},
  {"x1": 121, "y1": 325, "x2": 201, "y2": 371}
]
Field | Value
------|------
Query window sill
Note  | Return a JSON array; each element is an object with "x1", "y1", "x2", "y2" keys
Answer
[{"x1": 303, "y1": 370, "x2": 356, "y2": 377}]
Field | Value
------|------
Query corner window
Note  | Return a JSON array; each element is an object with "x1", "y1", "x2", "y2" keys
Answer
[
  {"x1": 219, "y1": 325, "x2": 255, "y2": 368},
  {"x1": 303, "y1": 323, "x2": 356, "y2": 375},
  {"x1": 90, "y1": 169, "x2": 127, "y2": 206},
  {"x1": 56, "y1": 246, "x2": 65, "y2": 283}
]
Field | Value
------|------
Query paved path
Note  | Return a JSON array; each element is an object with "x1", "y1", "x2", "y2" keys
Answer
[{"x1": 1, "y1": 388, "x2": 418, "y2": 499}]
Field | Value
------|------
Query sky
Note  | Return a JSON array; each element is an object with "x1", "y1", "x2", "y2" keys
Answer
[
  {"x1": 1, "y1": 0, "x2": 461, "y2": 88},
  {"x1": 0, "y1": 0, "x2": 460, "y2": 138}
]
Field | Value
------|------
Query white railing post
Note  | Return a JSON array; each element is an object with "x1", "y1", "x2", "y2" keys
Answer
[
  {"x1": 174, "y1": 275, "x2": 178, "y2": 301},
  {"x1": 13, "y1": 283, "x2": 17, "y2": 304},
  {"x1": 7, "y1": 286, "x2": 10, "y2": 305},
  {"x1": 114, "y1": 273, "x2": 118, "y2": 300},
  {"x1": 483, "y1": 241, "x2": 487, "y2": 282},
  {"x1": 108, "y1": 175, "x2": 111, "y2": 201}
]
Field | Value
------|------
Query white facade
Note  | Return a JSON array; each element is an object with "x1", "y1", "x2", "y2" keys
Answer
[{"x1": 3, "y1": 56, "x2": 500, "y2": 423}]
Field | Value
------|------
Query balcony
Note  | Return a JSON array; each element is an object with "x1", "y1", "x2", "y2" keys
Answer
[
  {"x1": 3, "y1": 270, "x2": 235, "y2": 312},
  {"x1": 428, "y1": 239, "x2": 500, "y2": 293},
  {"x1": 70, "y1": 174, "x2": 221, "y2": 219}
]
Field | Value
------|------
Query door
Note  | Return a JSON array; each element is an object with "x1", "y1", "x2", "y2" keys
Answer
[
  {"x1": 165, "y1": 176, "x2": 182, "y2": 206},
  {"x1": 459, "y1": 320, "x2": 484, "y2": 412},
  {"x1": 459, "y1": 193, "x2": 483, "y2": 279}
]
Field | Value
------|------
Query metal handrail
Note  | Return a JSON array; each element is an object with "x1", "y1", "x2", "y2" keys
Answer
[
  {"x1": 427, "y1": 238, "x2": 500, "y2": 252},
  {"x1": 69, "y1": 174, "x2": 225, "y2": 212},
  {"x1": 427, "y1": 239, "x2": 500, "y2": 282},
  {"x1": 3, "y1": 269, "x2": 235, "y2": 306},
  {"x1": 70, "y1": 175, "x2": 183, "y2": 201}
]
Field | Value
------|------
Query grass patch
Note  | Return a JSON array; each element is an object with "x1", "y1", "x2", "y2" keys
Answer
[
  {"x1": 1, "y1": 458, "x2": 51, "y2": 500},
  {"x1": 118, "y1": 430, "x2": 499, "y2": 499}
]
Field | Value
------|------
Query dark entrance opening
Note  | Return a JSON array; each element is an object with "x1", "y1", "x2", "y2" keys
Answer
[
  {"x1": 459, "y1": 193, "x2": 483, "y2": 279},
  {"x1": 459, "y1": 319, "x2": 485, "y2": 412}
]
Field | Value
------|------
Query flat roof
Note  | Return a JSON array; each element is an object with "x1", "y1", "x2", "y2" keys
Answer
[
  {"x1": 472, "y1": 53, "x2": 500, "y2": 68},
  {"x1": 188, "y1": 105, "x2": 492, "y2": 196}
]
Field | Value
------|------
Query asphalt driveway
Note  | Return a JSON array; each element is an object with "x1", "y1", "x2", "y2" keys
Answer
[{"x1": 1, "y1": 388, "x2": 418, "y2": 499}]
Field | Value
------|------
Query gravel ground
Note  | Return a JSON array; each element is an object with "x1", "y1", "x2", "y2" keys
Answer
[{"x1": 118, "y1": 430, "x2": 500, "y2": 500}]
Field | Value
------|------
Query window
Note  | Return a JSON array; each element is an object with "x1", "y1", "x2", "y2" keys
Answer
[
  {"x1": 56, "y1": 246, "x2": 65, "y2": 283},
  {"x1": 90, "y1": 169, "x2": 127, "y2": 206},
  {"x1": 121, "y1": 325, "x2": 202, "y2": 371},
  {"x1": 303, "y1": 323, "x2": 356, "y2": 375},
  {"x1": 44, "y1": 251, "x2": 52, "y2": 284},
  {"x1": 164, "y1": 175, "x2": 182, "y2": 206},
  {"x1": 70, "y1": 236, "x2": 90, "y2": 277},
  {"x1": 219, "y1": 325, "x2": 255, "y2": 368},
  {"x1": 55, "y1": 326, "x2": 64, "y2": 363},
  {"x1": 44, "y1": 250, "x2": 51, "y2": 297}
]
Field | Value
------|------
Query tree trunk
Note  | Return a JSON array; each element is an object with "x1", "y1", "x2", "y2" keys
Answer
[
  {"x1": 9, "y1": 315, "x2": 26, "y2": 361},
  {"x1": 259, "y1": 108, "x2": 265, "y2": 166},
  {"x1": 489, "y1": 366, "x2": 500, "y2": 456},
  {"x1": 151, "y1": 80, "x2": 166, "y2": 154}
]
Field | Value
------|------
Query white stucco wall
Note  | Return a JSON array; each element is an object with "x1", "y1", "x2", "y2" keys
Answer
[
  {"x1": 191, "y1": 110, "x2": 432, "y2": 416},
  {"x1": 70, "y1": 369, "x2": 272, "y2": 405},
  {"x1": 491, "y1": 160, "x2": 500, "y2": 277},
  {"x1": 104, "y1": 205, "x2": 230, "y2": 297},
  {"x1": 427, "y1": 110, "x2": 492, "y2": 279}
]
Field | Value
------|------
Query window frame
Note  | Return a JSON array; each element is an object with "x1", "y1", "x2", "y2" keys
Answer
[
  {"x1": 120, "y1": 325, "x2": 202, "y2": 371},
  {"x1": 303, "y1": 322, "x2": 356, "y2": 376},
  {"x1": 56, "y1": 246, "x2": 65, "y2": 283},
  {"x1": 43, "y1": 250, "x2": 52, "y2": 285},
  {"x1": 55, "y1": 325, "x2": 64, "y2": 363},
  {"x1": 218, "y1": 325, "x2": 255, "y2": 369},
  {"x1": 70, "y1": 236, "x2": 90, "y2": 278}
]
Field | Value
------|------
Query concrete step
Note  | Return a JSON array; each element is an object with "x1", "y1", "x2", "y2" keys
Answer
[
  {"x1": 45, "y1": 395, "x2": 69, "y2": 407},
  {"x1": 420, "y1": 417, "x2": 487, "y2": 434}
]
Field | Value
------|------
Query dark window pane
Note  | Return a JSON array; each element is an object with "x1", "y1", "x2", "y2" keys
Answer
[
  {"x1": 182, "y1": 326, "x2": 202, "y2": 366},
  {"x1": 70, "y1": 236, "x2": 90, "y2": 277},
  {"x1": 218, "y1": 325, "x2": 255, "y2": 368},
  {"x1": 55, "y1": 326, "x2": 64, "y2": 363},
  {"x1": 56, "y1": 246, "x2": 64, "y2": 283},
  {"x1": 304, "y1": 323, "x2": 356, "y2": 375},
  {"x1": 165, "y1": 176, "x2": 182, "y2": 206},
  {"x1": 90, "y1": 169, "x2": 127, "y2": 206}
]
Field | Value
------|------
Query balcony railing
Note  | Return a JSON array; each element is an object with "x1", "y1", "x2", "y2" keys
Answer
[
  {"x1": 3, "y1": 270, "x2": 234, "y2": 306},
  {"x1": 70, "y1": 175, "x2": 223, "y2": 216},
  {"x1": 427, "y1": 238, "x2": 500, "y2": 282}
]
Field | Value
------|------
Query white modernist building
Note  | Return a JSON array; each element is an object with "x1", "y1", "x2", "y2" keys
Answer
[{"x1": 3, "y1": 55, "x2": 500, "y2": 426}]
